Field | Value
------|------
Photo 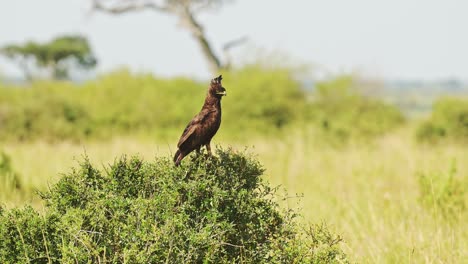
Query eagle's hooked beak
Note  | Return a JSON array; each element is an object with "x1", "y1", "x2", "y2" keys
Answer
[{"x1": 216, "y1": 91, "x2": 227, "y2": 96}]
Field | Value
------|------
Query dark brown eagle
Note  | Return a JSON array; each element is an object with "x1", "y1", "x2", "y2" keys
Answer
[{"x1": 173, "y1": 75, "x2": 226, "y2": 166}]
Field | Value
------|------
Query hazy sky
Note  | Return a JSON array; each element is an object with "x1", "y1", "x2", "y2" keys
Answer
[{"x1": 1, "y1": 0, "x2": 467, "y2": 81}]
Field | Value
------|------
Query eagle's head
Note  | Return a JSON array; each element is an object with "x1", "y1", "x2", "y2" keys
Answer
[{"x1": 209, "y1": 75, "x2": 227, "y2": 98}]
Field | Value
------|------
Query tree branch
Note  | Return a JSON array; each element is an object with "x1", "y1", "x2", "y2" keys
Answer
[
  {"x1": 223, "y1": 36, "x2": 247, "y2": 52},
  {"x1": 222, "y1": 36, "x2": 247, "y2": 69},
  {"x1": 91, "y1": 0, "x2": 228, "y2": 73},
  {"x1": 177, "y1": 6, "x2": 222, "y2": 73},
  {"x1": 92, "y1": 0, "x2": 172, "y2": 13}
]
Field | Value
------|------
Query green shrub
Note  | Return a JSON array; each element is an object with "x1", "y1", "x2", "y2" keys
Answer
[
  {"x1": 0, "y1": 66, "x2": 307, "y2": 142},
  {"x1": 418, "y1": 162, "x2": 467, "y2": 221},
  {"x1": 416, "y1": 97, "x2": 468, "y2": 143},
  {"x1": 308, "y1": 76, "x2": 404, "y2": 143},
  {"x1": 0, "y1": 148, "x2": 348, "y2": 263},
  {"x1": 0, "y1": 67, "x2": 404, "y2": 143},
  {"x1": 223, "y1": 65, "x2": 306, "y2": 134},
  {"x1": 0, "y1": 151, "x2": 21, "y2": 190},
  {"x1": 0, "y1": 81, "x2": 92, "y2": 141}
]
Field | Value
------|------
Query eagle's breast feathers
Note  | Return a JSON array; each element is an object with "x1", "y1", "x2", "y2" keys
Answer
[{"x1": 177, "y1": 108, "x2": 221, "y2": 150}]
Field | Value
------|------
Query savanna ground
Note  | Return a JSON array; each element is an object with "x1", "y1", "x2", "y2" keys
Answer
[
  {"x1": 2, "y1": 128, "x2": 467, "y2": 263},
  {"x1": 1, "y1": 68, "x2": 467, "y2": 263}
]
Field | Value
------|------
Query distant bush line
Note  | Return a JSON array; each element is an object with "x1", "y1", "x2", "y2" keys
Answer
[
  {"x1": 416, "y1": 97, "x2": 468, "y2": 143},
  {"x1": 0, "y1": 66, "x2": 405, "y2": 143}
]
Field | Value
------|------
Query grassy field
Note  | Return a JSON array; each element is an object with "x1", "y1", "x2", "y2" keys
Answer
[{"x1": 1, "y1": 125, "x2": 466, "y2": 263}]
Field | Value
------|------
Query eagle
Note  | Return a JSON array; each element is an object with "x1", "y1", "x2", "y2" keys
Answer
[{"x1": 173, "y1": 75, "x2": 227, "y2": 166}]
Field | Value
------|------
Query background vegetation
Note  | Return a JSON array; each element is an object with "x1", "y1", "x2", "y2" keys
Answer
[
  {"x1": 0, "y1": 66, "x2": 404, "y2": 142},
  {"x1": 1, "y1": 66, "x2": 467, "y2": 263},
  {"x1": 416, "y1": 97, "x2": 468, "y2": 143}
]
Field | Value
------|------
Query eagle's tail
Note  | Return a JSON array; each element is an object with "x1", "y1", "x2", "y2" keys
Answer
[{"x1": 173, "y1": 149, "x2": 181, "y2": 166}]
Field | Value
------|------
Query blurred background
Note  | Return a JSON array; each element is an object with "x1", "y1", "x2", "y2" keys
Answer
[{"x1": 1, "y1": 0, "x2": 467, "y2": 263}]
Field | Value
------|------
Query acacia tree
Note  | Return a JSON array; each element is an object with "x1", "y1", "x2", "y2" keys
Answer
[
  {"x1": 0, "y1": 35, "x2": 97, "y2": 80},
  {"x1": 91, "y1": 0, "x2": 245, "y2": 74}
]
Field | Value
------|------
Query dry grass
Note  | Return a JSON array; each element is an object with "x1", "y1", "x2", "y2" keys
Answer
[
  {"x1": 250, "y1": 128, "x2": 467, "y2": 263},
  {"x1": 1, "y1": 128, "x2": 467, "y2": 263}
]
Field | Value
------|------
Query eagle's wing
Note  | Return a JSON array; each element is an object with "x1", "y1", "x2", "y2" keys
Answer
[{"x1": 177, "y1": 109, "x2": 214, "y2": 148}]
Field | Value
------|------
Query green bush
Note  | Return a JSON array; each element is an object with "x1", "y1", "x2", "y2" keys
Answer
[
  {"x1": 0, "y1": 71, "x2": 203, "y2": 141},
  {"x1": 0, "y1": 151, "x2": 21, "y2": 190},
  {"x1": 0, "y1": 66, "x2": 306, "y2": 142},
  {"x1": 0, "y1": 148, "x2": 348, "y2": 263},
  {"x1": 418, "y1": 162, "x2": 467, "y2": 221},
  {"x1": 416, "y1": 97, "x2": 468, "y2": 143},
  {"x1": 0, "y1": 67, "x2": 405, "y2": 143},
  {"x1": 0, "y1": 68, "x2": 406, "y2": 143},
  {"x1": 223, "y1": 66, "x2": 306, "y2": 134},
  {"x1": 308, "y1": 76, "x2": 404, "y2": 143},
  {"x1": 0, "y1": 81, "x2": 92, "y2": 141}
]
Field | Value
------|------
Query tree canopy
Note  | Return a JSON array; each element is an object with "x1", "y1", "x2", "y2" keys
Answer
[{"x1": 1, "y1": 35, "x2": 97, "y2": 80}]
